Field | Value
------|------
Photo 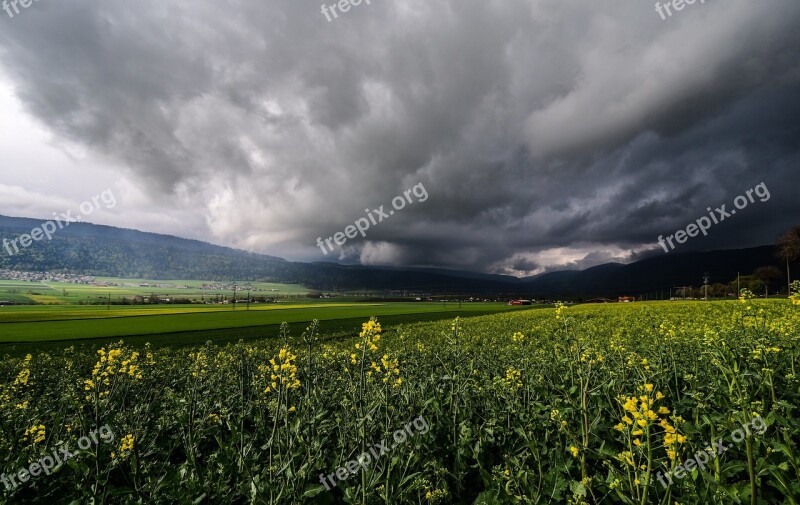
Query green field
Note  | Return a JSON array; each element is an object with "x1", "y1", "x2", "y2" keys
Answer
[
  {"x1": 0, "y1": 301, "x2": 533, "y2": 347},
  {"x1": 0, "y1": 277, "x2": 311, "y2": 305}
]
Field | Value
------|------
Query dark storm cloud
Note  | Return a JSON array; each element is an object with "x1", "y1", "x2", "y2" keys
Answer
[{"x1": 1, "y1": 0, "x2": 799, "y2": 274}]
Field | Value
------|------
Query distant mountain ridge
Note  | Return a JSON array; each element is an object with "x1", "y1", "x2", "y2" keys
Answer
[{"x1": 0, "y1": 214, "x2": 785, "y2": 297}]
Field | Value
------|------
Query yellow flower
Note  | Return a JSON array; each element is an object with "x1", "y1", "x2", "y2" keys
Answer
[
  {"x1": 264, "y1": 347, "x2": 300, "y2": 394},
  {"x1": 618, "y1": 451, "x2": 635, "y2": 466},
  {"x1": 503, "y1": 367, "x2": 523, "y2": 388},
  {"x1": 14, "y1": 357, "x2": 32, "y2": 386},
  {"x1": 644, "y1": 384, "x2": 654, "y2": 392},
  {"x1": 115, "y1": 434, "x2": 135, "y2": 460},
  {"x1": 569, "y1": 446, "x2": 579, "y2": 458},
  {"x1": 23, "y1": 424, "x2": 46, "y2": 444}
]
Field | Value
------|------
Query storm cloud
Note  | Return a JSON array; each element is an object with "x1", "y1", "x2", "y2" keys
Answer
[{"x1": 1, "y1": 0, "x2": 798, "y2": 275}]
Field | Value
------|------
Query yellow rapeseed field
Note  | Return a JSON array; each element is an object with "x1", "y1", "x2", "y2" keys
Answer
[{"x1": 1, "y1": 289, "x2": 799, "y2": 504}]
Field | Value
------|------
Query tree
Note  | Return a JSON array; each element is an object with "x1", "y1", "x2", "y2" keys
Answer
[
  {"x1": 777, "y1": 226, "x2": 800, "y2": 295},
  {"x1": 754, "y1": 266, "x2": 782, "y2": 297},
  {"x1": 710, "y1": 283, "x2": 728, "y2": 298},
  {"x1": 736, "y1": 275, "x2": 765, "y2": 296}
]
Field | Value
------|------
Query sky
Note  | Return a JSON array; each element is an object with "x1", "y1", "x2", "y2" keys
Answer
[{"x1": 0, "y1": 0, "x2": 799, "y2": 277}]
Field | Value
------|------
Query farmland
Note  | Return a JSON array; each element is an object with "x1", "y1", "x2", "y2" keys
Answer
[
  {"x1": 0, "y1": 301, "x2": 529, "y2": 352},
  {"x1": 1, "y1": 297, "x2": 798, "y2": 504},
  {"x1": 0, "y1": 276, "x2": 310, "y2": 306}
]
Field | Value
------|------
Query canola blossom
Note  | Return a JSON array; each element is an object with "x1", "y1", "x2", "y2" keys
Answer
[{"x1": 0, "y1": 300, "x2": 798, "y2": 503}]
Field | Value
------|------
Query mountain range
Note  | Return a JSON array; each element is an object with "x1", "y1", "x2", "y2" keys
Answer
[{"x1": 0, "y1": 214, "x2": 787, "y2": 298}]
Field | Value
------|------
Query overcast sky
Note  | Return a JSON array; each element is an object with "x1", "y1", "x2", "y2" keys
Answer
[{"x1": 1, "y1": 0, "x2": 798, "y2": 276}]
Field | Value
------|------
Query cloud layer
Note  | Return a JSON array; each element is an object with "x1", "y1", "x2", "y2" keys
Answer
[{"x1": 1, "y1": 0, "x2": 799, "y2": 275}]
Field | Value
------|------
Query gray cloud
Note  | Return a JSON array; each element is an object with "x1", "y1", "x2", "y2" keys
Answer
[{"x1": 1, "y1": 0, "x2": 799, "y2": 274}]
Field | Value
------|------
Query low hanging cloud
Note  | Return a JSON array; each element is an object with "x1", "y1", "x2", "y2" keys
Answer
[{"x1": 0, "y1": 0, "x2": 799, "y2": 274}]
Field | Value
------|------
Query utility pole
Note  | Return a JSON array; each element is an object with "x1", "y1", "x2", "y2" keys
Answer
[
  {"x1": 703, "y1": 273, "x2": 710, "y2": 301},
  {"x1": 737, "y1": 272, "x2": 740, "y2": 296},
  {"x1": 247, "y1": 290, "x2": 250, "y2": 310},
  {"x1": 232, "y1": 283, "x2": 237, "y2": 310},
  {"x1": 108, "y1": 292, "x2": 111, "y2": 310}
]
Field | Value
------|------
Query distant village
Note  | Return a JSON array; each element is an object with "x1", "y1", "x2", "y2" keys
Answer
[
  {"x1": 0, "y1": 269, "x2": 277, "y2": 292},
  {"x1": 0, "y1": 269, "x2": 99, "y2": 285}
]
